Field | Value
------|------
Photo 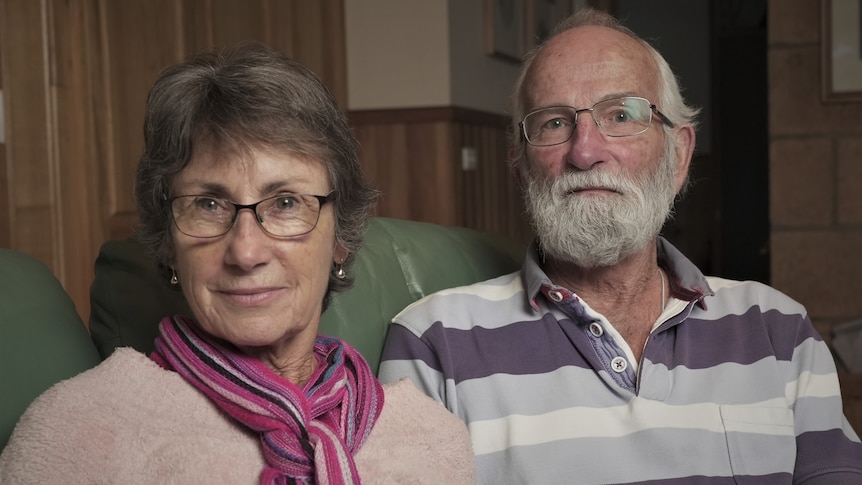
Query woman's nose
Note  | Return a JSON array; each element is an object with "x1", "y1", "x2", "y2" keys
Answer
[{"x1": 223, "y1": 209, "x2": 270, "y2": 270}]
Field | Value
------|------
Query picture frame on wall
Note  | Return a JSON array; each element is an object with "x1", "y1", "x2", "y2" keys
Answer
[
  {"x1": 821, "y1": 0, "x2": 862, "y2": 103},
  {"x1": 525, "y1": 0, "x2": 573, "y2": 50},
  {"x1": 485, "y1": 0, "x2": 526, "y2": 62}
]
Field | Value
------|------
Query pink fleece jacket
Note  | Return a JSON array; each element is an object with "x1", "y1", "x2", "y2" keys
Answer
[{"x1": 0, "y1": 348, "x2": 475, "y2": 484}]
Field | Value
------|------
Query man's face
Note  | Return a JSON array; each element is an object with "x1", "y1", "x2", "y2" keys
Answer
[
  {"x1": 519, "y1": 26, "x2": 685, "y2": 267},
  {"x1": 522, "y1": 140, "x2": 678, "y2": 268}
]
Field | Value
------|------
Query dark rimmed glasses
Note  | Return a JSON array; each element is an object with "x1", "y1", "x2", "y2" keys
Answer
[
  {"x1": 169, "y1": 192, "x2": 336, "y2": 238},
  {"x1": 520, "y1": 96, "x2": 676, "y2": 147}
]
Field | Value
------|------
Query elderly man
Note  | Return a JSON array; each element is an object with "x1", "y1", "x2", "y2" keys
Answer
[{"x1": 378, "y1": 7, "x2": 862, "y2": 485}]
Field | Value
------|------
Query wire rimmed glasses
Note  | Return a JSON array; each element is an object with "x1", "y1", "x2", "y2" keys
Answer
[
  {"x1": 520, "y1": 96, "x2": 676, "y2": 147},
  {"x1": 169, "y1": 192, "x2": 336, "y2": 238}
]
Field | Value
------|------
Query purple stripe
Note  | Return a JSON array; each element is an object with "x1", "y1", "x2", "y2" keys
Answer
[
  {"x1": 385, "y1": 305, "x2": 824, "y2": 384},
  {"x1": 385, "y1": 315, "x2": 601, "y2": 383},
  {"x1": 796, "y1": 428, "x2": 862, "y2": 479},
  {"x1": 647, "y1": 307, "x2": 821, "y2": 370},
  {"x1": 612, "y1": 474, "x2": 789, "y2": 484}
]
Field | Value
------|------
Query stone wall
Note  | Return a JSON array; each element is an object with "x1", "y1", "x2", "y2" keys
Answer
[
  {"x1": 768, "y1": 0, "x2": 862, "y2": 428},
  {"x1": 769, "y1": 0, "x2": 862, "y2": 346}
]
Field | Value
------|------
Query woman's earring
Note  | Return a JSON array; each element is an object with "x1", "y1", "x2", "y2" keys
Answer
[
  {"x1": 335, "y1": 261, "x2": 346, "y2": 280},
  {"x1": 170, "y1": 268, "x2": 179, "y2": 285}
]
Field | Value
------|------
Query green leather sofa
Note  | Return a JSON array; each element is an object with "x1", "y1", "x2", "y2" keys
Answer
[
  {"x1": 1, "y1": 217, "x2": 524, "y2": 450},
  {"x1": 0, "y1": 250, "x2": 102, "y2": 450}
]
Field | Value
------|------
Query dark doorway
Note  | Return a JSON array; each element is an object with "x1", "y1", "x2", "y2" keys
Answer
[{"x1": 614, "y1": 0, "x2": 770, "y2": 284}]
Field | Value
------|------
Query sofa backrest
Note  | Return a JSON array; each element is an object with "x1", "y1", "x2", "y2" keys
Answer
[{"x1": 89, "y1": 217, "x2": 525, "y2": 372}]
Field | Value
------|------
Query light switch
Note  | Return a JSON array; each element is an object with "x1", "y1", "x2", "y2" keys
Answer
[{"x1": 461, "y1": 146, "x2": 478, "y2": 171}]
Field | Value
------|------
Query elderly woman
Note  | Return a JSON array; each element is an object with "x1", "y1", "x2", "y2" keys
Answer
[{"x1": 0, "y1": 44, "x2": 474, "y2": 484}]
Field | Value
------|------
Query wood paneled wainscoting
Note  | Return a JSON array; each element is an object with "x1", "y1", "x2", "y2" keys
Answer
[{"x1": 349, "y1": 107, "x2": 533, "y2": 246}]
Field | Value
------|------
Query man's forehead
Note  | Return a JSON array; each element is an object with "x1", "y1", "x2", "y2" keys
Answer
[{"x1": 525, "y1": 28, "x2": 658, "y2": 105}]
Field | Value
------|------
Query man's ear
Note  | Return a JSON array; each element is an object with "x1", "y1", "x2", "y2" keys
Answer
[
  {"x1": 509, "y1": 147, "x2": 526, "y2": 190},
  {"x1": 673, "y1": 125, "x2": 696, "y2": 193}
]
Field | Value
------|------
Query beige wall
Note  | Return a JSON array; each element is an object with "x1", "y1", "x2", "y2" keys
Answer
[
  {"x1": 345, "y1": 0, "x2": 452, "y2": 109},
  {"x1": 768, "y1": 0, "x2": 862, "y2": 341},
  {"x1": 344, "y1": 0, "x2": 526, "y2": 114}
]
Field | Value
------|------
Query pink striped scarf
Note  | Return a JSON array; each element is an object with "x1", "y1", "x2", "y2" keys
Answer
[{"x1": 150, "y1": 315, "x2": 384, "y2": 484}]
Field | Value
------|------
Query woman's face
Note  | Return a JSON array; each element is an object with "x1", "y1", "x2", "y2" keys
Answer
[{"x1": 169, "y1": 143, "x2": 345, "y2": 369}]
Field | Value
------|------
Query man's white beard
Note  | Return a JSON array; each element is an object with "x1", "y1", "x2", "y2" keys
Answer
[{"x1": 523, "y1": 144, "x2": 679, "y2": 268}]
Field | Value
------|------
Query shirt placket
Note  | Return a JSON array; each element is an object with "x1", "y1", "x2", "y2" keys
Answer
[{"x1": 542, "y1": 284, "x2": 637, "y2": 392}]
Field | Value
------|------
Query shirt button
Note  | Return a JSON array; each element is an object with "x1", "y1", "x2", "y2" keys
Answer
[
  {"x1": 548, "y1": 290, "x2": 563, "y2": 302},
  {"x1": 589, "y1": 322, "x2": 604, "y2": 337},
  {"x1": 611, "y1": 357, "x2": 628, "y2": 373}
]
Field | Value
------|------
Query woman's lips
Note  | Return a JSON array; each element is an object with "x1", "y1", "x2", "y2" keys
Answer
[{"x1": 218, "y1": 287, "x2": 284, "y2": 306}]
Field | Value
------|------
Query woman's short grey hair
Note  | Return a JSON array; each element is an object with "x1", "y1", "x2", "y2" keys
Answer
[
  {"x1": 134, "y1": 42, "x2": 379, "y2": 309},
  {"x1": 510, "y1": 8, "x2": 700, "y2": 183}
]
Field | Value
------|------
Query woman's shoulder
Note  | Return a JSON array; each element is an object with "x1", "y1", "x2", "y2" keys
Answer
[
  {"x1": 20, "y1": 348, "x2": 161, "y2": 412},
  {"x1": 0, "y1": 348, "x2": 263, "y2": 483},
  {"x1": 4, "y1": 348, "x2": 185, "y2": 446},
  {"x1": 354, "y1": 378, "x2": 476, "y2": 484}
]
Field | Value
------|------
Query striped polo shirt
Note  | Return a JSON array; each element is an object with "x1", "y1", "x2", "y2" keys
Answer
[{"x1": 378, "y1": 237, "x2": 862, "y2": 484}]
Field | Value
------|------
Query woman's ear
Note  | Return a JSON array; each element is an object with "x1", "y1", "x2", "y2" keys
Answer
[{"x1": 333, "y1": 242, "x2": 349, "y2": 265}]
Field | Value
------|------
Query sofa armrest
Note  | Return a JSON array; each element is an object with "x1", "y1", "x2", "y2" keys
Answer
[{"x1": 0, "y1": 250, "x2": 101, "y2": 449}]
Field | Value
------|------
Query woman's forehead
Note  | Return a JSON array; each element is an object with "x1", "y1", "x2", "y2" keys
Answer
[{"x1": 174, "y1": 144, "x2": 330, "y2": 193}]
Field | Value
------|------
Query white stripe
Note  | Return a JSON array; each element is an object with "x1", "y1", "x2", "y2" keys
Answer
[
  {"x1": 784, "y1": 370, "x2": 842, "y2": 403},
  {"x1": 396, "y1": 273, "x2": 522, "y2": 315},
  {"x1": 468, "y1": 398, "x2": 794, "y2": 455},
  {"x1": 308, "y1": 421, "x2": 357, "y2": 481}
]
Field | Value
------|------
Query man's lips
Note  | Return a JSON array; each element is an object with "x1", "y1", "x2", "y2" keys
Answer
[{"x1": 566, "y1": 186, "x2": 622, "y2": 195}]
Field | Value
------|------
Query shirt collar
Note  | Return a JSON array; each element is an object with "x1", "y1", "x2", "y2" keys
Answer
[{"x1": 521, "y1": 236, "x2": 714, "y2": 312}]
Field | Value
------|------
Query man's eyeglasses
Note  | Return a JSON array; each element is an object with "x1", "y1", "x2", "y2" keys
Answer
[
  {"x1": 169, "y1": 192, "x2": 336, "y2": 238},
  {"x1": 520, "y1": 96, "x2": 676, "y2": 147}
]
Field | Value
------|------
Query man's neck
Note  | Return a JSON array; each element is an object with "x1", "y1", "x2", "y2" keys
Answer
[{"x1": 542, "y1": 240, "x2": 665, "y2": 362}]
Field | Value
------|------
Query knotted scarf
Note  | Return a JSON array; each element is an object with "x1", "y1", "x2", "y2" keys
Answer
[{"x1": 150, "y1": 315, "x2": 384, "y2": 484}]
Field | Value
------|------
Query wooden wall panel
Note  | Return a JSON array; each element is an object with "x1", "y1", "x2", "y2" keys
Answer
[
  {"x1": 49, "y1": 0, "x2": 104, "y2": 306},
  {"x1": 456, "y1": 121, "x2": 531, "y2": 244},
  {"x1": 0, "y1": 145, "x2": 7, "y2": 248},
  {"x1": 266, "y1": 0, "x2": 347, "y2": 108},
  {"x1": 407, "y1": 122, "x2": 455, "y2": 224},
  {"x1": 0, "y1": 3, "x2": 7, "y2": 249},
  {"x1": 209, "y1": 0, "x2": 267, "y2": 44},
  {"x1": 0, "y1": 0, "x2": 347, "y2": 322},
  {"x1": 0, "y1": 0, "x2": 55, "y2": 267},
  {"x1": 350, "y1": 107, "x2": 532, "y2": 244},
  {"x1": 355, "y1": 123, "x2": 411, "y2": 220},
  {"x1": 98, "y1": 0, "x2": 185, "y2": 238}
]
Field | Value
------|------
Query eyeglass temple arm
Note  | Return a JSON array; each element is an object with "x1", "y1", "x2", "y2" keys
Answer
[{"x1": 651, "y1": 106, "x2": 676, "y2": 128}]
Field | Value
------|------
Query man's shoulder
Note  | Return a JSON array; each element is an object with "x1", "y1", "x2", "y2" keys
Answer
[
  {"x1": 392, "y1": 270, "x2": 527, "y2": 330},
  {"x1": 702, "y1": 275, "x2": 807, "y2": 317}
]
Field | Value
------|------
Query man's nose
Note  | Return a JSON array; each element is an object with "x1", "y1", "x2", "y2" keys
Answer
[{"x1": 566, "y1": 110, "x2": 605, "y2": 171}]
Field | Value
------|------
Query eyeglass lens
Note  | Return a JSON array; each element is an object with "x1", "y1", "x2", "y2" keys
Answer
[
  {"x1": 171, "y1": 194, "x2": 326, "y2": 238},
  {"x1": 523, "y1": 97, "x2": 655, "y2": 146}
]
